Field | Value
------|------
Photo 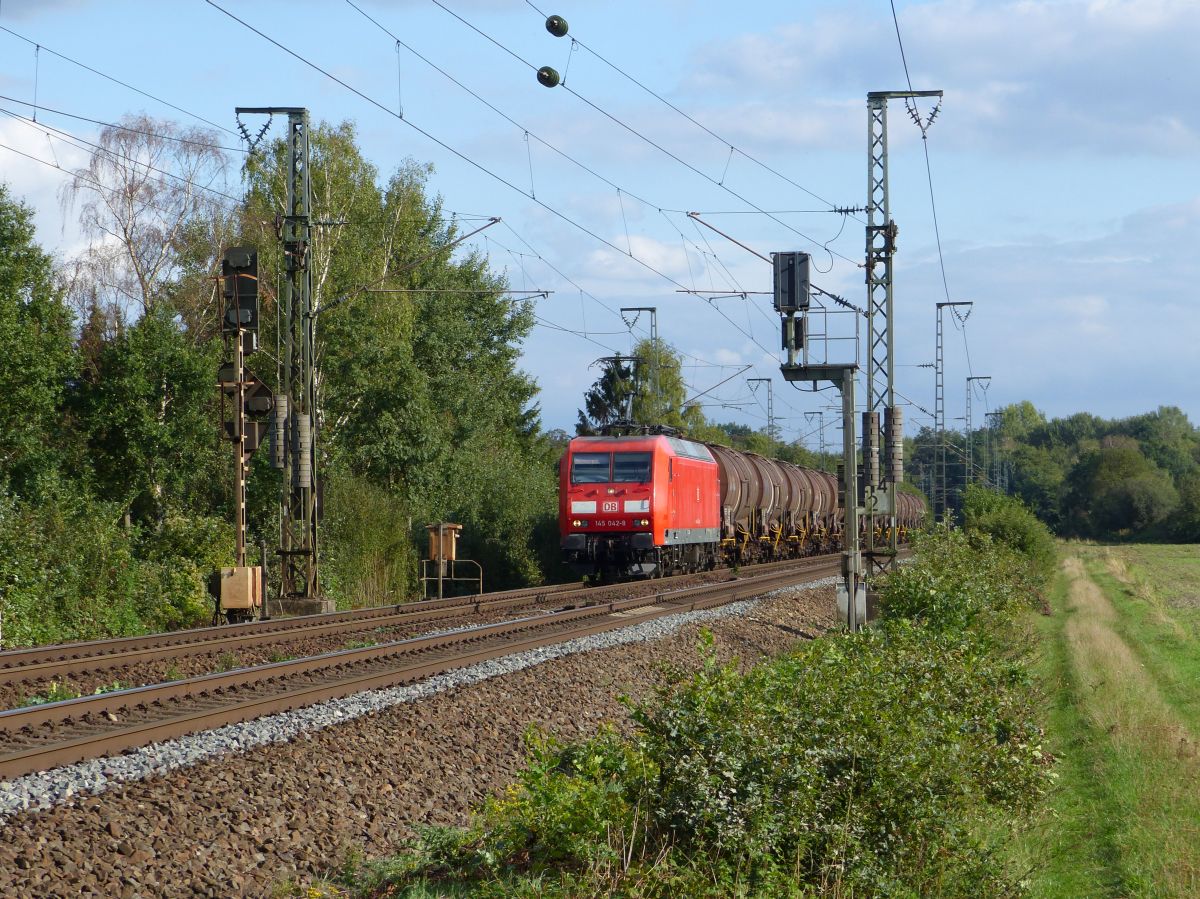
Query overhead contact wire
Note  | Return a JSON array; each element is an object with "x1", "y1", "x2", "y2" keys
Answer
[
  {"x1": 428, "y1": 0, "x2": 859, "y2": 267},
  {"x1": 204, "y1": 0, "x2": 693, "y2": 295},
  {"x1": 0, "y1": 24, "x2": 238, "y2": 135},
  {"x1": 521, "y1": 0, "x2": 856, "y2": 220}
]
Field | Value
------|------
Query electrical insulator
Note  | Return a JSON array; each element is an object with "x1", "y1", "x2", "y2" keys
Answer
[
  {"x1": 545, "y1": 15, "x2": 568, "y2": 37},
  {"x1": 271, "y1": 396, "x2": 288, "y2": 470},
  {"x1": 862, "y1": 412, "x2": 880, "y2": 488},
  {"x1": 297, "y1": 413, "x2": 312, "y2": 488},
  {"x1": 537, "y1": 66, "x2": 561, "y2": 88},
  {"x1": 886, "y1": 405, "x2": 904, "y2": 484}
]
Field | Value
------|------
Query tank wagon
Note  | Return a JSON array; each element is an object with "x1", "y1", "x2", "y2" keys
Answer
[{"x1": 559, "y1": 434, "x2": 925, "y2": 579}]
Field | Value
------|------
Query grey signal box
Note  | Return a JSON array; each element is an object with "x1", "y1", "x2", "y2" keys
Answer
[
  {"x1": 221, "y1": 247, "x2": 259, "y2": 334},
  {"x1": 772, "y1": 251, "x2": 810, "y2": 313}
]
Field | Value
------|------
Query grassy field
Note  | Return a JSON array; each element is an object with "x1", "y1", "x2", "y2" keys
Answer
[{"x1": 1015, "y1": 543, "x2": 1200, "y2": 897}]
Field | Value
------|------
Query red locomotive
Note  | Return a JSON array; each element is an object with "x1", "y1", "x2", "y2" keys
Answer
[{"x1": 558, "y1": 433, "x2": 925, "y2": 578}]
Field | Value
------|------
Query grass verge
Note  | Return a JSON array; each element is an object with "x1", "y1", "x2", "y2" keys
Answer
[{"x1": 1014, "y1": 546, "x2": 1200, "y2": 898}]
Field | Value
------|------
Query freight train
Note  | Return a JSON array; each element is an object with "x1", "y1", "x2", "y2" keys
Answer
[{"x1": 559, "y1": 433, "x2": 926, "y2": 579}]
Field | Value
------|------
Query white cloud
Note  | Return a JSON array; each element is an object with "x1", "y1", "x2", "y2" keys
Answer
[
  {"x1": 891, "y1": 192, "x2": 1200, "y2": 422},
  {"x1": 0, "y1": 117, "x2": 90, "y2": 255},
  {"x1": 679, "y1": 0, "x2": 1200, "y2": 156}
]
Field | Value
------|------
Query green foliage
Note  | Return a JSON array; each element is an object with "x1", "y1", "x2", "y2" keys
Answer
[
  {"x1": 876, "y1": 527, "x2": 1043, "y2": 632},
  {"x1": 1169, "y1": 472, "x2": 1200, "y2": 541},
  {"x1": 909, "y1": 401, "x2": 1200, "y2": 541},
  {"x1": 1, "y1": 116, "x2": 564, "y2": 646},
  {"x1": 0, "y1": 485, "x2": 219, "y2": 648},
  {"x1": 348, "y1": 534, "x2": 1050, "y2": 898},
  {"x1": 18, "y1": 681, "x2": 81, "y2": 707},
  {"x1": 1063, "y1": 439, "x2": 1178, "y2": 537},
  {"x1": 962, "y1": 485, "x2": 1056, "y2": 582},
  {"x1": 245, "y1": 123, "x2": 554, "y2": 594},
  {"x1": 18, "y1": 678, "x2": 128, "y2": 708},
  {"x1": 321, "y1": 472, "x2": 416, "y2": 607},
  {"x1": 70, "y1": 304, "x2": 224, "y2": 524},
  {"x1": 0, "y1": 184, "x2": 78, "y2": 495},
  {"x1": 215, "y1": 652, "x2": 241, "y2": 672}
]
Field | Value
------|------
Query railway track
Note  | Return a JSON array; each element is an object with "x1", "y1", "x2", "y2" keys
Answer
[
  {"x1": 0, "y1": 556, "x2": 839, "y2": 780},
  {"x1": 0, "y1": 581, "x2": 585, "y2": 692},
  {"x1": 0, "y1": 556, "x2": 826, "y2": 698}
]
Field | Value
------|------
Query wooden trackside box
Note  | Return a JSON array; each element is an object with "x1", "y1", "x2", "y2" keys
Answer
[{"x1": 219, "y1": 566, "x2": 262, "y2": 610}]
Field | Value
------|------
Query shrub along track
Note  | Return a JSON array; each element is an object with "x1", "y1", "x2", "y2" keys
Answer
[
  {"x1": 0, "y1": 557, "x2": 818, "y2": 710},
  {"x1": 0, "y1": 568, "x2": 840, "y2": 897},
  {"x1": 0, "y1": 557, "x2": 840, "y2": 781}
]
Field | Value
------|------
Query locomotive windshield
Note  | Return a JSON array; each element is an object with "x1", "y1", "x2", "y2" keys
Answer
[
  {"x1": 612, "y1": 452, "x2": 652, "y2": 483},
  {"x1": 571, "y1": 452, "x2": 611, "y2": 484}
]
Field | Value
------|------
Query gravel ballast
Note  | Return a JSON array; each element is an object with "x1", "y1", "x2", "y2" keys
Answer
[{"x1": 0, "y1": 580, "x2": 836, "y2": 898}]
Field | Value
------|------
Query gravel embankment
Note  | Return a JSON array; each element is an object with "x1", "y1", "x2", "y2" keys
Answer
[{"x1": 0, "y1": 582, "x2": 835, "y2": 898}]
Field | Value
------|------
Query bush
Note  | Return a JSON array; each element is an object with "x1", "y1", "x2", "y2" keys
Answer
[
  {"x1": 346, "y1": 534, "x2": 1051, "y2": 898},
  {"x1": 0, "y1": 487, "x2": 219, "y2": 648},
  {"x1": 321, "y1": 472, "x2": 417, "y2": 608},
  {"x1": 961, "y1": 485, "x2": 1056, "y2": 583},
  {"x1": 877, "y1": 526, "x2": 1043, "y2": 632}
]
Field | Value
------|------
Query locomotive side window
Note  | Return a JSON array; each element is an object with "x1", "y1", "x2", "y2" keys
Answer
[
  {"x1": 571, "y1": 452, "x2": 611, "y2": 484},
  {"x1": 612, "y1": 452, "x2": 652, "y2": 483}
]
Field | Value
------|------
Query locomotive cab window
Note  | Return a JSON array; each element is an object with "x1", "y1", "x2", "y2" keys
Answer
[
  {"x1": 571, "y1": 452, "x2": 611, "y2": 484},
  {"x1": 612, "y1": 452, "x2": 652, "y2": 483}
]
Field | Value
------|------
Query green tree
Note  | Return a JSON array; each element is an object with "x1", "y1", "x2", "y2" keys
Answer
[
  {"x1": 242, "y1": 122, "x2": 552, "y2": 596},
  {"x1": 1008, "y1": 443, "x2": 1066, "y2": 529},
  {"x1": 1117, "y1": 406, "x2": 1197, "y2": 481},
  {"x1": 0, "y1": 184, "x2": 78, "y2": 494},
  {"x1": 996, "y1": 400, "x2": 1046, "y2": 442},
  {"x1": 1063, "y1": 438, "x2": 1178, "y2": 536},
  {"x1": 575, "y1": 357, "x2": 635, "y2": 435},
  {"x1": 70, "y1": 305, "x2": 223, "y2": 525}
]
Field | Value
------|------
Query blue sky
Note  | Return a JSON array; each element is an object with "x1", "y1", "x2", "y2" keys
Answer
[{"x1": 1, "y1": 0, "x2": 1197, "y2": 446}]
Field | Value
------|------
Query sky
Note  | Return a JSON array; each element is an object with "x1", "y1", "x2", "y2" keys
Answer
[{"x1": 1, "y1": 0, "x2": 1197, "y2": 449}]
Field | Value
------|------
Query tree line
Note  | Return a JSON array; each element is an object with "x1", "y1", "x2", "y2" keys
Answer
[
  {"x1": 907, "y1": 400, "x2": 1200, "y2": 540},
  {"x1": 0, "y1": 115, "x2": 557, "y2": 648},
  {"x1": 6, "y1": 113, "x2": 1188, "y2": 650}
]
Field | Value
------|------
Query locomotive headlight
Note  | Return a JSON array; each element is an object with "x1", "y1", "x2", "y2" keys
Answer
[
  {"x1": 572, "y1": 519, "x2": 583, "y2": 528},
  {"x1": 639, "y1": 518, "x2": 650, "y2": 527}
]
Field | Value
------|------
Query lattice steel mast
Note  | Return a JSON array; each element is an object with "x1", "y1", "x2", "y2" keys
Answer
[
  {"x1": 864, "y1": 90, "x2": 941, "y2": 562},
  {"x1": 965, "y1": 375, "x2": 990, "y2": 493},
  {"x1": 238, "y1": 107, "x2": 319, "y2": 605},
  {"x1": 934, "y1": 300, "x2": 971, "y2": 519}
]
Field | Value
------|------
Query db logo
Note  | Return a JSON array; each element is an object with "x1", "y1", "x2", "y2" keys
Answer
[{"x1": 602, "y1": 501, "x2": 619, "y2": 512}]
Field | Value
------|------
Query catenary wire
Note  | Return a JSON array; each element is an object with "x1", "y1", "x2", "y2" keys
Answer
[
  {"x1": 521, "y1": 0, "x2": 860, "y2": 222},
  {"x1": 205, "y1": 0, "x2": 700, "y2": 302},
  {"x1": 0, "y1": 94, "x2": 247, "y2": 153},
  {"x1": 0, "y1": 106, "x2": 241, "y2": 205},
  {"x1": 0, "y1": 24, "x2": 238, "y2": 136},
  {"x1": 426, "y1": 0, "x2": 860, "y2": 270}
]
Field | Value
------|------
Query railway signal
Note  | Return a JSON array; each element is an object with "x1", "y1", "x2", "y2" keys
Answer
[
  {"x1": 774, "y1": 251, "x2": 866, "y2": 630},
  {"x1": 215, "y1": 245, "x2": 270, "y2": 622}
]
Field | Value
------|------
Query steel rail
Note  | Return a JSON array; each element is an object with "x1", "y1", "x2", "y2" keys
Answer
[
  {"x1": 0, "y1": 588, "x2": 585, "y2": 687},
  {"x1": 0, "y1": 559, "x2": 838, "y2": 780},
  {"x1": 0, "y1": 556, "x2": 833, "y2": 689},
  {"x1": 0, "y1": 582, "x2": 582, "y2": 674}
]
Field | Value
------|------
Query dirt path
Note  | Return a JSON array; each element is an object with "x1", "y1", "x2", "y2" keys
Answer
[
  {"x1": 1057, "y1": 555, "x2": 1200, "y2": 895},
  {"x1": 1061, "y1": 556, "x2": 1194, "y2": 756}
]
